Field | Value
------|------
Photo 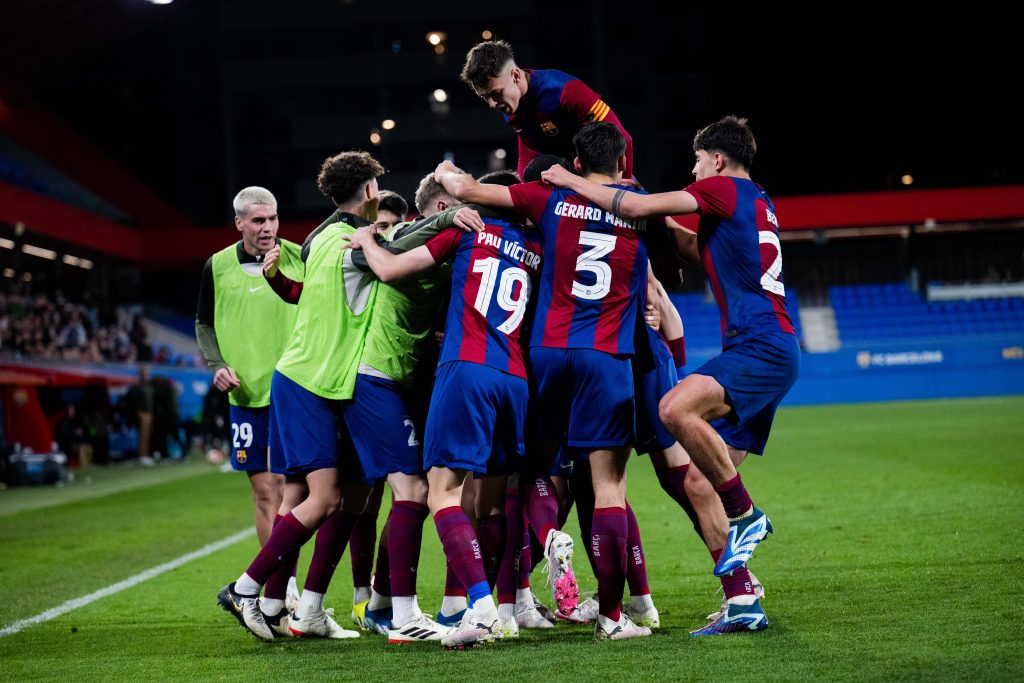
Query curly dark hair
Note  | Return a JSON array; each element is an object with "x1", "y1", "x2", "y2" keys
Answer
[
  {"x1": 460, "y1": 40, "x2": 515, "y2": 90},
  {"x1": 693, "y1": 116, "x2": 757, "y2": 170},
  {"x1": 377, "y1": 190, "x2": 409, "y2": 219},
  {"x1": 317, "y1": 151, "x2": 385, "y2": 205},
  {"x1": 522, "y1": 154, "x2": 567, "y2": 183}
]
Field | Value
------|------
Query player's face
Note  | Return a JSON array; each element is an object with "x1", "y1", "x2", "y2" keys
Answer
[
  {"x1": 478, "y1": 66, "x2": 524, "y2": 115},
  {"x1": 235, "y1": 203, "x2": 279, "y2": 255},
  {"x1": 374, "y1": 210, "x2": 401, "y2": 232},
  {"x1": 692, "y1": 150, "x2": 718, "y2": 181}
]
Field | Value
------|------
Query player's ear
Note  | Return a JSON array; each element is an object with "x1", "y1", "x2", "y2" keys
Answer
[
  {"x1": 573, "y1": 157, "x2": 583, "y2": 173},
  {"x1": 436, "y1": 200, "x2": 448, "y2": 213},
  {"x1": 715, "y1": 152, "x2": 726, "y2": 172},
  {"x1": 618, "y1": 154, "x2": 627, "y2": 173},
  {"x1": 234, "y1": 215, "x2": 243, "y2": 232}
]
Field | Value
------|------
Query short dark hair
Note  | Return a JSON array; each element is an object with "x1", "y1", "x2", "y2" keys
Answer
[
  {"x1": 377, "y1": 190, "x2": 408, "y2": 218},
  {"x1": 573, "y1": 122, "x2": 626, "y2": 176},
  {"x1": 693, "y1": 116, "x2": 756, "y2": 170},
  {"x1": 317, "y1": 151, "x2": 385, "y2": 205},
  {"x1": 477, "y1": 170, "x2": 521, "y2": 187},
  {"x1": 522, "y1": 154, "x2": 568, "y2": 183},
  {"x1": 461, "y1": 40, "x2": 515, "y2": 90}
]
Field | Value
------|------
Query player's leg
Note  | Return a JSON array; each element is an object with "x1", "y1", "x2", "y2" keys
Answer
[
  {"x1": 261, "y1": 477, "x2": 307, "y2": 620},
  {"x1": 428, "y1": 466, "x2": 501, "y2": 648},
  {"x1": 290, "y1": 475, "x2": 368, "y2": 639},
  {"x1": 349, "y1": 480, "x2": 384, "y2": 610},
  {"x1": 474, "y1": 476, "x2": 505, "y2": 590},
  {"x1": 247, "y1": 471, "x2": 284, "y2": 545},
  {"x1": 228, "y1": 405, "x2": 281, "y2": 545}
]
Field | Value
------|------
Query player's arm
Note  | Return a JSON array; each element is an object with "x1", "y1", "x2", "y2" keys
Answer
[
  {"x1": 647, "y1": 262, "x2": 687, "y2": 370},
  {"x1": 665, "y1": 216, "x2": 700, "y2": 266},
  {"x1": 561, "y1": 78, "x2": 634, "y2": 176},
  {"x1": 342, "y1": 226, "x2": 439, "y2": 283},
  {"x1": 434, "y1": 160, "x2": 515, "y2": 209},
  {"x1": 262, "y1": 245, "x2": 303, "y2": 304},
  {"x1": 541, "y1": 164, "x2": 698, "y2": 219},
  {"x1": 195, "y1": 258, "x2": 240, "y2": 391}
]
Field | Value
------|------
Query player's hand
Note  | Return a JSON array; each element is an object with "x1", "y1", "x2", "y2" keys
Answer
[
  {"x1": 340, "y1": 225, "x2": 378, "y2": 250},
  {"x1": 213, "y1": 367, "x2": 241, "y2": 392},
  {"x1": 452, "y1": 207, "x2": 486, "y2": 233},
  {"x1": 262, "y1": 245, "x2": 281, "y2": 278},
  {"x1": 434, "y1": 159, "x2": 461, "y2": 179},
  {"x1": 644, "y1": 303, "x2": 661, "y2": 332},
  {"x1": 540, "y1": 163, "x2": 576, "y2": 188}
]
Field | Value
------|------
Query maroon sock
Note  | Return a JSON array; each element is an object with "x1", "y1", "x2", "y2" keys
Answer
[
  {"x1": 497, "y1": 487, "x2": 522, "y2": 604},
  {"x1": 518, "y1": 511, "x2": 533, "y2": 590},
  {"x1": 666, "y1": 336, "x2": 687, "y2": 369},
  {"x1": 624, "y1": 502, "x2": 650, "y2": 596},
  {"x1": 348, "y1": 509, "x2": 379, "y2": 588},
  {"x1": 434, "y1": 506, "x2": 488, "y2": 601},
  {"x1": 525, "y1": 476, "x2": 559, "y2": 550},
  {"x1": 264, "y1": 514, "x2": 295, "y2": 600},
  {"x1": 655, "y1": 464, "x2": 704, "y2": 540},
  {"x1": 711, "y1": 548, "x2": 756, "y2": 599},
  {"x1": 304, "y1": 509, "x2": 359, "y2": 593},
  {"x1": 371, "y1": 515, "x2": 391, "y2": 597},
  {"x1": 475, "y1": 513, "x2": 506, "y2": 589},
  {"x1": 590, "y1": 507, "x2": 628, "y2": 621},
  {"x1": 570, "y1": 467, "x2": 599, "y2": 579},
  {"x1": 388, "y1": 500, "x2": 429, "y2": 597},
  {"x1": 444, "y1": 564, "x2": 466, "y2": 597},
  {"x1": 244, "y1": 512, "x2": 314, "y2": 586},
  {"x1": 715, "y1": 473, "x2": 753, "y2": 519}
]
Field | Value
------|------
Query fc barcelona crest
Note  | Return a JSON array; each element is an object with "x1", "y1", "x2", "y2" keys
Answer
[{"x1": 540, "y1": 120, "x2": 559, "y2": 136}]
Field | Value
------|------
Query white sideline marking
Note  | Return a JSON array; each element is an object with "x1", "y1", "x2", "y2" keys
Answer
[{"x1": 0, "y1": 527, "x2": 254, "y2": 638}]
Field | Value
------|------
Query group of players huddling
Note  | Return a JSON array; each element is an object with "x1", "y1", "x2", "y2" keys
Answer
[{"x1": 201, "y1": 40, "x2": 799, "y2": 648}]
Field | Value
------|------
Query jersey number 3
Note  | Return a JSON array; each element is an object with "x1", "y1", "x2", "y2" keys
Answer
[
  {"x1": 472, "y1": 258, "x2": 531, "y2": 334},
  {"x1": 573, "y1": 231, "x2": 617, "y2": 300}
]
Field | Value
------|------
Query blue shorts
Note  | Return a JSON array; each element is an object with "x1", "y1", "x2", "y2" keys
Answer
[
  {"x1": 529, "y1": 347, "x2": 635, "y2": 450},
  {"x1": 270, "y1": 370, "x2": 348, "y2": 476},
  {"x1": 696, "y1": 332, "x2": 800, "y2": 455},
  {"x1": 634, "y1": 332, "x2": 680, "y2": 456},
  {"x1": 228, "y1": 405, "x2": 270, "y2": 472},
  {"x1": 549, "y1": 445, "x2": 575, "y2": 477},
  {"x1": 339, "y1": 374, "x2": 422, "y2": 483},
  {"x1": 266, "y1": 401, "x2": 288, "y2": 474},
  {"x1": 424, "y1": 361, "x2": 528, "y2": 476}
]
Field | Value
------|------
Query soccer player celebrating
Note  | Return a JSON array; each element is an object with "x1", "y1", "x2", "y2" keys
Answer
[
  {"x1": 217, "y1": 152, "x2": 387, "y2": 642},
  {"x1": 343, "y1": 175, "x2": 542, "y2": 648},
  {"x1": 460, "y1": 40, "x2": 633, "y2": 179},
  {"x1": 435, "y1": 122, "x2": 654, "y2": 641},
  {"x1": 541, "y1": 116, "x2": 799, "y2": 634},
  {"x1": 196, "y1": 187, "x2": 303, "y2": 628}
]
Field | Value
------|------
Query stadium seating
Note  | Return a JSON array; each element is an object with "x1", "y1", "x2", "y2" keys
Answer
[
  {"x1": 830, "y1": 282, "x2": 1024, "y2": 344},
  {"x1": 667, "y1": 290, "x2": 804, "y2": 351}
]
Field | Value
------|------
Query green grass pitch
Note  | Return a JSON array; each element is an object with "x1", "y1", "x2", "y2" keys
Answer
[{"x1": 1, "y1": 397, "x2": 1022, "y2": 681}]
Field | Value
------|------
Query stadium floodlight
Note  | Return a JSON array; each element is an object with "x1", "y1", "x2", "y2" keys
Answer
[
  {"x1": 426, "y1": 32, "x2": 446, "y2": 46},
  {"x1": 22, "y1": 244, "x2": 57, "y2": 260},
  {"x1": 494, "y1": 148, "x2": 507, "y2": 160},
  {"x1": 144, "y1": 0, "x2": 173, "y2": 4},
  {"x1": 0, "y1": 238, "x2": 14, "y2": 249},
  {"x1": 369, "y1": 129, "x2": 382, "y2": 145},
  {"x1": 901, "y1": 174, "x2": 914, "y2": 186},
  {"x1": 482, "y1": 30, "x2": 493, "y2": 40},
  {"x1": 381, "y1": 119, "x2": 395, "y2": 130},
  {"x1": 2, "y1": 268, "x2": 14, "y2": 278},
  {"x1": 79, "y1": 259, "x2": 94, "y2": 270},
  {"x1": 432, "y1": 88, "x2": 448, "y2": 103}
]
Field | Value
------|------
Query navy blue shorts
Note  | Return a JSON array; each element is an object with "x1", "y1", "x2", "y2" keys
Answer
[
  {"x1": 549, "y1": 445, "x2": 575, "y2": 477},
  {"x1": 696, "y1": 332, "x2": 800, "y2": 455},
  {"x1": 634, "y1": 329, "x2": 679, "y2": 456},
  {"x1": 266, "y1": 400, "x2": 287, "y2": 475},
  {"x1": 529, "y1": 347, "x2": 634, "y2": 450},
  {"x1": 339, "y1": 374, "x2": 422, "y2": 483},
  {"x1": 424, "y1": 361, "x2": 528, "y2": 476},
  {"x1": 228, "y1": 405, "x2": 270, "y2": 472},
  {"x1": 270, "y1": 370, "x2": 347, "y2": 475}
]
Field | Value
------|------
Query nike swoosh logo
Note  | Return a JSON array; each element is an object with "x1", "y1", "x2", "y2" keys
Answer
[{"x1": 248, "y1": 286, "x2": 264, "y2": 293}]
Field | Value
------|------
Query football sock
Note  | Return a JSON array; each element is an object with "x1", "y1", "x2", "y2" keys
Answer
[
  {"x1": 434, "y1": 506, "x2": 489, "y2": 613},
  {"x1": 654, "y1": 464, "x2": 704, "y2": 539},
  {"x1": 715, "y1": 473, "x2": 754, "y2": 520},
  {"x1": 625, "y1": 502, "x2": 650, "y2": 597},
  {"x1": 388, "y1": 501, "x2": 429, "y2": 599},
  {"x1": 304, "y1": 509, "x2": 359, "y2": 594},
  {"x1": 497, "y1": 487, "x2": 524, "y2": 607},
  {"x1": 295, "y1": 589, "x2": 325, "y2": 620},
  {"x1": 241, "y1": 512, "x2": 314, "y2": 588},
  {"x1": 590, "y1": 507, "x2": 628, "y2": 622},
  {"x1": 348, "y1": 508, "x2": 378, "y2": 591},
  {"x1": 475, "y1": 513, "x2": 506, "y2": 588},
  {"x1": 391, "y1": 595, "x2": 421, "y2": 627}
]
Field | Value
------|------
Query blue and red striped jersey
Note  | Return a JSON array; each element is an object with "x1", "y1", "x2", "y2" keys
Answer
[
  {"x1": 509, "y1": 181, "x2": 649, "y2": 356},
  {"x1": 684, "y1": 175, "x2": 795, "y2": 349},
  {"x1": 425, "y1": 221, "x2": 542, "y2": 379},
  {"x1": 507, "y1": 69, "x2": 633, "y2": 179}
]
